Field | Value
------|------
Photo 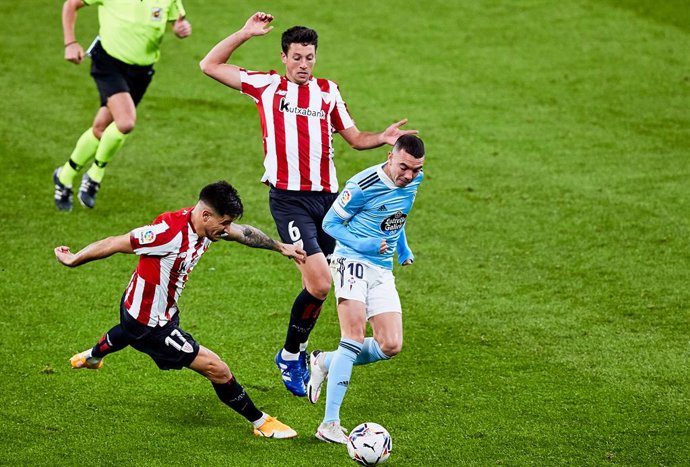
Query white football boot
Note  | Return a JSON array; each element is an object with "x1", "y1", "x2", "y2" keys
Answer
[
  {"x1": 315, "y1": 421, "x2": 349, "y2": 444},
  {"x1": 307, "y1": 350, "x2": 328, "y2": 404}
]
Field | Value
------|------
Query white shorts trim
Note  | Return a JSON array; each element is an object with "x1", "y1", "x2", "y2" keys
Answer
[{"x1": 330, "y1": 256, "x2": 401, "y2": 319}]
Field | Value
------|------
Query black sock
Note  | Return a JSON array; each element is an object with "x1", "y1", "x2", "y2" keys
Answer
[
  {"x1": 283, "y1": 288, "x2": 324, "y2": 353},
  {"x1": 212, "y1": 378, "x2": 263, "y2": 423},
  {"x1": 90, "y1": 324, "x2": 131, "y2": 358}
]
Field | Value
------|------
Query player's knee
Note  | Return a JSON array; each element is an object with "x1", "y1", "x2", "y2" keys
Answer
[
  {"x1": 112, "y1": 112, "x2": 136, "y2": 134},
  {"x1": 379, "y1": 338, "x2": 403, "y2": 357},
  {"x1": 115, "y1": 118, "x2": 136, "y2": 134},
  {"x1": 91, "y1": 126, "x2": 105, "y2": 140},
  {"x1": 307, "y1": 277, "x2": 331, "y2": 300}
]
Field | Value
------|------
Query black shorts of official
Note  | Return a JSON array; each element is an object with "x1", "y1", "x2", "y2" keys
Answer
[
  {"x1": 90, "y1": 41, "x2": 155, "y2": 107},
  {"x1": 119, "y1": 298, "x2": 200, "y2": 371},
  {"x1": 268, "y1": 186, "x2": 339, "y2": 258}
]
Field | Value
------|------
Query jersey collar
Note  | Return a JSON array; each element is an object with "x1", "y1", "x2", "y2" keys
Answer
[
  {"x1": 282, "y1": 74, "x2": 315, "y2": 86},
  {"x1": 184, "y1": 207, "x2": 198, "y2": 235},
  {"x1": 377, "y1": 163, "x2": 398, "y2": 189}
]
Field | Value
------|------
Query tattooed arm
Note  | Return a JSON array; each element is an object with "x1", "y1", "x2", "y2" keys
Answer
[
  {"x1": 225, "y1": 223, "x2": 277, "y2": 249},
  {"x1": 224, "y1": 223, "x2": 307, "y2": 264}
]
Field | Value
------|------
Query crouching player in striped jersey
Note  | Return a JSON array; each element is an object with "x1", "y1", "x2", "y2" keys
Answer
[
  {"x1": 307, "y1": 135, "x2": 425, "y2": 443},
  {"x1": 54, "y1": 181, "x2": 305, "y2": 439}
]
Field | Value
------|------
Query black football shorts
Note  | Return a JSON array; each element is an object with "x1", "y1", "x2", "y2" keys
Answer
[
  {"x1": 268, "y1": 186, "x2": 339, "y2": 258},
  {"x1": 90, "y1": 41, "x2": 154, "y2": 107},
  {"x1": 120, "y1": 302, "x2": 200, "y2": 371}
]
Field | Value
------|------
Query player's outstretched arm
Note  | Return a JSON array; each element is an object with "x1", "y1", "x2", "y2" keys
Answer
[
  {"x1": 62, "y1": 0, "x2": 86, "y2": 64},
  {"x1": 54, "y1": 234, "x2": 134, "y2": 268},
  {"x1": 338, "y1": 119, "x2": 419, "y2": 150},
  {"x1": 199, "y1": 12, "x2": 274, "y2": 90},
  {"x1": 224, "y1": 223, "x2": 306, "y2": 263}
]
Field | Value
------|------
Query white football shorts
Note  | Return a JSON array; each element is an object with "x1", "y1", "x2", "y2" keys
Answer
[{"x1": 330, "y1": 256, "x2": 402, "y2": 318}]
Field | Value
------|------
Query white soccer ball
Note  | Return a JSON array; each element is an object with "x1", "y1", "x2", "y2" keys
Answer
[{"x1": 346, "y1": 422, "x2": 392, "y2": 466}]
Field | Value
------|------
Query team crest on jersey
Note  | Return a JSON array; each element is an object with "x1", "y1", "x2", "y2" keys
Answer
[
  {"x1": 348, "y1": 276, "x2": 356, "y2": 291},
  {"x1": 380, "y1": 211, "x2": 407, "y2": 231},
  {"x1": 321, "y1": 92, "x2": 331, "y2": 105},
  {"x1": 339, "y1": 189, "x2": 352, "y2": 207},
  {"x1": 139, "y1": 229, "x2": 156, "y2": 245},
  {"x1": 151, "y1": 7, "x2": 162, "y2": 21}
]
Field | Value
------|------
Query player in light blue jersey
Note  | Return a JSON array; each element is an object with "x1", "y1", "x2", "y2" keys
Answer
[{"x1": 308, "y1": 135, "x2": 425, "y2": 443}]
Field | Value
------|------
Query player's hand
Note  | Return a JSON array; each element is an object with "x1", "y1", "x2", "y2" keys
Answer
[
  {"x1": 242, "y1": 12, "x2": 274, "y2": 37},
  {"x1": 64, "y1": 42, "x2": 84, "y2": 65},
  {"x1": 402, "y1": 259, "x2": 413, "y2": 266},
  {"x1": 54, "y1": 246, "x2": 77, "y2": 267},
  {"x1": 279, "y1": 242, "x2": 307, "y2": 264},
  {"x1": 381, "y1": 119, "x2": 419, "y2": 146},
  {"x1": 173, "y1": 16, "x2": 192, "y2": 38},
  {"x1": 378, "y1": 239, "x2": 389, "y2": 255}
]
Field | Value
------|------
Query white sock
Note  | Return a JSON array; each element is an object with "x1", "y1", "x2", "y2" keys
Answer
[
  {"x1": 252, "y1": 412, "x2": 269, "y2": 428},
  {"x1": 299, "y1": 341, "x2": 308, "y2": 352},
  {"x1": 281, "y1": 349, "x2": 299, "y2": 361}
]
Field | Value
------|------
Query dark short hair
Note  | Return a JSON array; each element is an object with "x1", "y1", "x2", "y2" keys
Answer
[
  {"x1": 394, "y1": 135, "x2": 425, "y2": 158},
  {"x1": 281, "y1": 26, "x2": 318, "y2": 54},
  {"x1": 199, "y1": 181, "x2": 244, "y2": 219}
]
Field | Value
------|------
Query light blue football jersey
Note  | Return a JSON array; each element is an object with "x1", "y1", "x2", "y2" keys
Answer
[{"x1": 326, "y1": 163, "x2": 423, "y2": 269}]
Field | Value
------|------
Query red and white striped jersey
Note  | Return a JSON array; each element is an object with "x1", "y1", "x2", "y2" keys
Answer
[
  {"x1": 240, "y1": 69, "x2": 355, "y2": 193},
  {"x1": 124, "y1": 207, "x2": 210, "y2": 327}
]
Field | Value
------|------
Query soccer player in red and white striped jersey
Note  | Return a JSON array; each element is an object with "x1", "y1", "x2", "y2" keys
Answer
[
  {"x1": 54, "y1": 181, "x2": 306, "y2": 439},
  {"x1": 200, "y1": 12, "x2": 418, "y2": 397}
]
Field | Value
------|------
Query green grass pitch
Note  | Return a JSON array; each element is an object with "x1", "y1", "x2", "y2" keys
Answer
[{"x1": 1, "y1": 0, "x2": 689, "y2": 465}]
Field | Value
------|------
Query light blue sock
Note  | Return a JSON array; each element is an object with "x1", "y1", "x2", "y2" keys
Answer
[
  {"x1": 322, "y1": 338, "x2": 388, "y2": 368},
  {"x1": 324, "y1": 338, "x2": 362, "y2": 423},
  {"x1": 323, "y1": 351, "x2": 334, "y2": 369},
  {"x1": 354, "y1": 337, "x2": 390, "y2": 366}
]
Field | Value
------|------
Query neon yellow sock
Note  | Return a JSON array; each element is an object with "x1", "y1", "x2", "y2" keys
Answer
[
  {"x1": 87, "y1": 123, "x2": 127, "y2": 183},
  {"x1": 59, "y1": 128, "x2": 100, "y2": 187}
]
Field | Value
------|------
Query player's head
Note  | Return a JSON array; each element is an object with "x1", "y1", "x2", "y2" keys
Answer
[
  {"x1": 393, "y1": 134, "x2": 425, "y2": 158},
  {"x1": 281, "y1": 26, "x2": 318, "y2": 54},
  {"x1": 281, "y1": 26, "x2": 318, "y2": 85},
  {"x1": 386, "y1": 135, "x2": 425, "y2": 187},
  {"x1": 197, "y1": 181, "x2": 244, "y2": 241}
]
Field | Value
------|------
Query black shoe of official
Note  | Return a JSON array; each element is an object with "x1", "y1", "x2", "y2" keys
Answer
[
  {"x1": 78, "y1": 174, "x2": 101, "y2": 209},
  {"x1": 53, "y1": 168, "x2": 73, "y2": 212}
]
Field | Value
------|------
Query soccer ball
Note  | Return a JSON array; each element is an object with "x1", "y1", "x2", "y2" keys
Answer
[{"x1": 346, "y1": 422, "x2": 392, "y2": 465}]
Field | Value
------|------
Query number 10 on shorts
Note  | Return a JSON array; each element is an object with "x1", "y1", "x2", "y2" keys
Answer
[{"x1": 347, "y1": 262, "x2": 364, "y2": 279}]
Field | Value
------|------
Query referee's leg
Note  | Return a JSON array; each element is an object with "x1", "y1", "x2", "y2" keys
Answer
[
  {"x1": 80, "y1": 92, "x2": 135, "y2": 207},
  {"x1": 85, "y1": 93, "x2": 135, "y2": 182}
]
